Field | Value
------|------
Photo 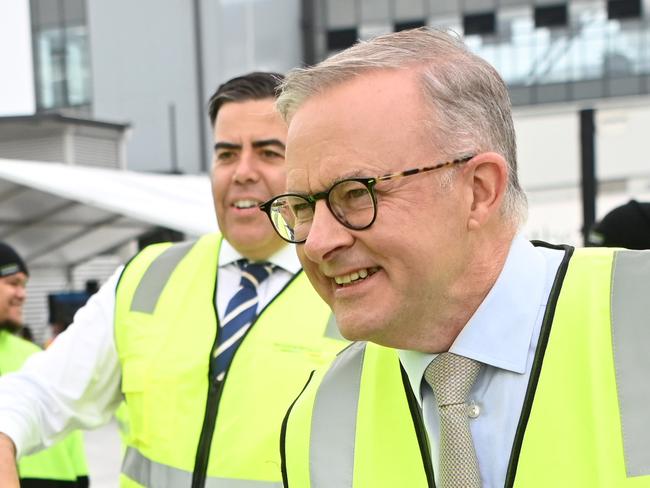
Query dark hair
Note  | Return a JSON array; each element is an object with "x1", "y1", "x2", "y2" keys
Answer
[{"x1": 208, "y1": 71, "x2": 285, "y2": 125}]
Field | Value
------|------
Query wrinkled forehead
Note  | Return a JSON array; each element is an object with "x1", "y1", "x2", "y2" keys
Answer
[
  {"x1": 285, "y1": 70, "x2": 429, "y2": 193},
  {"x1": 284, "y1": 125, "x2": 374, "y2": 195}
]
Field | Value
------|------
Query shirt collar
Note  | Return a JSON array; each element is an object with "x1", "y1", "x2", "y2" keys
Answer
[
  {"x1": 398, "y1": 234, "x2": 548, "y2": 397},
  {"x1": 218, "y1": 239, "x2": 302, "y2": 274}
]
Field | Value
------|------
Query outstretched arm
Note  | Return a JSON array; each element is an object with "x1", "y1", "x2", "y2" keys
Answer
[{"x1": 0, "y1": 268, "x2": 124, "y2": 457}]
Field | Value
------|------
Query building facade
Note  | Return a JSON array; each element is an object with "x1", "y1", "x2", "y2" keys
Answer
[
  {"x1": 0, "y1": 0, "x2": 303, "y2": 174},
  {"x1": 1, "y1": 0, "x2": 649, "y2": 257}
]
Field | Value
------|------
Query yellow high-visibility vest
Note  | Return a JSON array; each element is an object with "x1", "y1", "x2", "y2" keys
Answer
[
  {"x1": 115, "y1": 233, "x2": 346, "y2": 487},
  {"x1": 282, "y1": 247, "x2": 650, "y2": 487},
  {"x1": 0, "y1": 330, "x2": 89, "y2": 487}
]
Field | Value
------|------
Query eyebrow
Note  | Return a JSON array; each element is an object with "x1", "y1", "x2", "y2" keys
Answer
[
  {"x1": 253, "y1": 139, "x2": 285, "y2": 150},
  {"x1": 213, "y1": 141, "x2": 240, "y2": 151},
  {"x1": 288, "y1": 169, "x2": 370, "y2": 195},
  {"x1": 213, "y1": 139, "x2": 286, "y2": 151}
]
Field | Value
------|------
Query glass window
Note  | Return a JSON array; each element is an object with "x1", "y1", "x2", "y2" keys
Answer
[
  {"x1": 65, "y1": 25, "x2": 91, "y2": 105},
  {"x1": 37, "y1": 28, "x2": 66, "y2": 109},
  {"x1": 31, "y1": 0, "x2": 91, "y2": 110},
  {"x1": 497, "y1": 7, "x2": 535, "y2": 84}
]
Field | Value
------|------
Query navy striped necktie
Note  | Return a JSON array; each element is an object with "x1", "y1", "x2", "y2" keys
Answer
[{"x1": 213, "y1": 260, "x2": 274, "y2": 379}]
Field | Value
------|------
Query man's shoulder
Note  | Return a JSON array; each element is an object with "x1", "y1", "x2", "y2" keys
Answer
[
  {"x1": 127, "y1": 233, "x2": 222, "y2": 267},
  {"x1": 117, "y1": 233, "x2": 223, "y2": 292}
]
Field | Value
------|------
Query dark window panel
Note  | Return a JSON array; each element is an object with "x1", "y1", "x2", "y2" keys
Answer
[
  {"x1": 534, "y1": 4, "x2": 568, "y2": 28},
  {"x1": 327, "y1": 27, "x2": 359, "y2": 51},
  {"x1": 394, "y1": 19, "x2": 426, "y2": 32},
  {"x1": 463, "y1": 12, "x2": 496, "y2": 36},
  {"x1": 607, "y1": 0, "x2": 642, "y2": 19}
]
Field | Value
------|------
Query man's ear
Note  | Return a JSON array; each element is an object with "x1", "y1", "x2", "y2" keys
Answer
[{"x1": 463, "y1": 152, "x2": 508, "y2": 231}]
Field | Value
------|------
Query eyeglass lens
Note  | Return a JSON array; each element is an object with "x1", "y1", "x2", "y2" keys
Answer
[{"x1": 269, "y1": 179, "x2": 376, "y2": 242}]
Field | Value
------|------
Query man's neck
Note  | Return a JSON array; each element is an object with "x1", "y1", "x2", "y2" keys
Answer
[{"x1": 414, "y1": 229, "x2": 515, "y2": 353}]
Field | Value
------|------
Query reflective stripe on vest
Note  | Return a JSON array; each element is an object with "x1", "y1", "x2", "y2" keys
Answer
[
  {"x1": 611, "y1": 250, "x2": 650, "y2": 477},
  {"x1": 311, "y1": 342, "x2": 366, "y2": 487},
  {"x1": 130, "y1": 241, "x2": 195, "y2": 313},
  {"x1": 123, "y1": 447, "x2": 282, "y2": 488}
]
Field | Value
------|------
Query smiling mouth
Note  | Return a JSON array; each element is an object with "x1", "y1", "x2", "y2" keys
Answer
[
  {"x1": 334, "y1": 267, "x2": 380, "y2": 286},
  {"x1": 232, "y1": 199, "x2": 261, "y2": 209}
]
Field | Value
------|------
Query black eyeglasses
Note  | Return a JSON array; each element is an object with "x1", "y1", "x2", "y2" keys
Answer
[{"x1": 259, "y1": 155, "x2": 474, "y2": 243}]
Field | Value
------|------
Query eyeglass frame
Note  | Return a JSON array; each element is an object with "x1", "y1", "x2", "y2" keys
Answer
[{"x1": 259, "y1": 154, "x2": 476, "y2": 244}]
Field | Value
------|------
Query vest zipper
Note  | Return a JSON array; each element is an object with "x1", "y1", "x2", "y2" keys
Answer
[
  {"x1": 191, "y1": 268, "x2": 303, "y2": 487},
  {"x1": 192, "y1": 373, "x2": 225, "y2": 488}
]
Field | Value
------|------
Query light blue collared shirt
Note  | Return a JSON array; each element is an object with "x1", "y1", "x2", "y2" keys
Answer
[{"x1": 398, "y1": 235, "x2": 565, "y2": 488}]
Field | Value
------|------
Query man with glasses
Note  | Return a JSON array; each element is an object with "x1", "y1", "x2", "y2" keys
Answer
[
  {"x1": 263, "y1": 29, "x2": 650, "y2": 487},
  {"x1": 0, "y1": 72, "x2": 345, "y2": 487}
]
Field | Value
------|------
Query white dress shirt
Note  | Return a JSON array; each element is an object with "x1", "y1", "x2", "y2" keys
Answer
[
  {"x1": 399, "y1": 235, "x2": 565, "y2": 488},
  {"x1": 0, "y1": 239, "x2": 301, "y2": 457}
]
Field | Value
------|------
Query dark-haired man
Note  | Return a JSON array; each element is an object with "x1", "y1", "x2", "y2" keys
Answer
[
  {"x1": 0, "y1": 73, "x2": 345, "y2": 487},
  {"x1": 0, "y1": 242, "x2": 88, "y2": 487}
]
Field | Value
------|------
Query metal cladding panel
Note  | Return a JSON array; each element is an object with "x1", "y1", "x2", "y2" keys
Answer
[
  {"x1": 0, "y1": 136, "x2": 64, "y2": 163},
  {"x1": 73, "y1": 135, "x2": 120, "y2": 168}
]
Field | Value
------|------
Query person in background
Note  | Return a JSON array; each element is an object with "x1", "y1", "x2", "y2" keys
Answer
[
  {"x1": 0, "y1": 242, "x2": 88, "y2": 487},
  {"x1": 0, "y1": 72, "x2": 345, "y2": 487},
  {"x1": 261, "y1": 28, "x2": 650, "y2": 487},
  {"x1": 45, "y1": 283, "x2": 99, "y2": 349},
  {"x1": 587, "y1": 199, "x2": 650, "y2": 249}
]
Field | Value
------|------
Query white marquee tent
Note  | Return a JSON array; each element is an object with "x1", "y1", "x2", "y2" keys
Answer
[{"x1": 0, "y1": 158, "x2": 217, "y2": 270}]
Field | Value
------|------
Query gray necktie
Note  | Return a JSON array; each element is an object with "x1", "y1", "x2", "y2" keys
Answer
[{"x1": 424, "y1": 352, "x2": 482, "y2": 488}]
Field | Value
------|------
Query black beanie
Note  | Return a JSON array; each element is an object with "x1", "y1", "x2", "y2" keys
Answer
[
  {"x1": 0, "y1": 242, "x2": 29, "y2": 277},
  {"x1": 587, "y1": 200, "x2": 650, "y2": 250}
]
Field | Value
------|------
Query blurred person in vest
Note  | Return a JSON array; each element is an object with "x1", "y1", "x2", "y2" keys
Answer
[
  {"x1": 0, "y1": 72, "x2": 346, "y2": 487},
  {"x1": 261, "y1": 29, "x2": 650, "y2": 487},
  {"x1": 0, "y1": 242, "x2": 88, "y2": 487},
  {"x1": 587, "y1": 199, "x2": 650, "y2": 250}
]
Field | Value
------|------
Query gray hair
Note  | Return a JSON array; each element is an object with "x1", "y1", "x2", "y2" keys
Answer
[{"x1": 277, "y1": 28, "x2": 527, "y2": 227}]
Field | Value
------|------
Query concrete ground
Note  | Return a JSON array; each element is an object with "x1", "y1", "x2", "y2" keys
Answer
[{"x1": 83, "y1": 419, "x2": 122, "y2": 487}]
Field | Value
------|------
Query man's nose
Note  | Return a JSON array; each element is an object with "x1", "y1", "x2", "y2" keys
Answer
[
  {"x1": 233, "y1": 150, "x2": 260, "y2": 183},
  {"x1": 302, "y1": 201, "x2": 354, "y2": 263}
]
